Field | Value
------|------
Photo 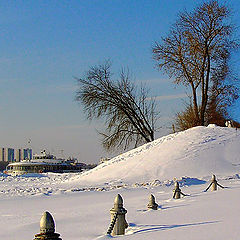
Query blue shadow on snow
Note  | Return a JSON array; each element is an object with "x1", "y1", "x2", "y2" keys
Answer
[{"x1": 129, "y1": 221, "x2": 219, "y2": 234}]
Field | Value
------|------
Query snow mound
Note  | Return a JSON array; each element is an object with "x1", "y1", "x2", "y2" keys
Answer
[{"x1": 69, "y1": 126, "x2": 240, "y2": 186}]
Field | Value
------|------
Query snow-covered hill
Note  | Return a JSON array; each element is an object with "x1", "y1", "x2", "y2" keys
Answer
[
  {"x1": 69, "y1": 125, "x2": 240, "y2": 186},
  {"x1": 1, "y1": 125, "x2": 240, "y2": 240},
  {"x1": 1, "y1": 125, "x2": 240, "y2": 198}
]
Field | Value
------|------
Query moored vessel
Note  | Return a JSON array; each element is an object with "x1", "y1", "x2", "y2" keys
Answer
[{"x1": 5, "y1": 150, "x2": 82, "y2": 176}]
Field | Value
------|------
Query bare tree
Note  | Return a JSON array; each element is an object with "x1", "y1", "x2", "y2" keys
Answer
[
  {"x1": 153, "y1": 0, "x2": 239, "y2": 126},
  {"x1": 75, "y1": 62, "x2": 158, "y2": 151}
]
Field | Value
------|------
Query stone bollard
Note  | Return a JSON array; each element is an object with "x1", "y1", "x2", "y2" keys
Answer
[
  {"x1": 173, "y1": 181, "x2": 181, "y2": 199},
  {"x1": 147, "y1": 194, "x2": 158, "y2": 210},
  {"x1": 34, "y1": 211, "x2": 62, "y2": 240},
  {"x1": 211, "y1": 174, "x2": 217, "y2": 191},
  {"x1": 108, "y1": 194, "x2": 128, "y2": 236},
  {"x1": 205, "y1": 174, "x2": 225, "y2": 192}
]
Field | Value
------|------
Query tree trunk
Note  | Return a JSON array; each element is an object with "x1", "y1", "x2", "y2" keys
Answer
[
  {"x1": 190, "y1": 81, "x2": 200, "y2": 124},
  {"x1": 200, "y1": 53, "x2": 210, "y2": 125}
]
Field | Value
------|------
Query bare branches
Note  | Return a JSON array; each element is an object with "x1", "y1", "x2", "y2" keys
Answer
[
  {"x1": 75, "y1": 62, "x2": 158, "y2": 151},
  {"x1": 153, "y1": 1, "x2": 239, "y2": 127}
]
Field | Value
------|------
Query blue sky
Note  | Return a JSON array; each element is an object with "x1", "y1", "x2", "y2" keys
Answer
[{"x1": 0, "y1": 0, "x2": 239, "y2": 163}]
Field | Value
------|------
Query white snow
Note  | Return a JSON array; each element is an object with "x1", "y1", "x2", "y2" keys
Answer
[
  {"x1": 67, "y1": 125, "x2": 240, "y2": 186},
  {"x1": 0, "y1": 125, "x2": 240, "y2": 239}
]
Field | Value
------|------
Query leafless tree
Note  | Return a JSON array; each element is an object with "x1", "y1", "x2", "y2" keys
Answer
[
  {"x1": 153, "y1": 0, "x2": 239, "y2": 126},
  {"x1": 75, "y1": 62, "x2": 158, "y2": 151}
]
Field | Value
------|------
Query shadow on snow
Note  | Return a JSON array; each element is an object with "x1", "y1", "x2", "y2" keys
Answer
[{"x1": 128, "y1": 221, "x2": 219, "y2": 234}]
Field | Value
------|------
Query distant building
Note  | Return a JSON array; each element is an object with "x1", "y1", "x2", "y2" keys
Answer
[
  {"x1": 15, "y1": 149, "x2": 22, "y2": 162},
  {"x1": 6, "y1": 148, "x2": 14, "y2": 161},
  {"x1": 22, "y1": 148, "x2": 32, "y2": 160},
  {"x1": 0, "y1": 148, "x2": 14, "y2": 162},
  {"x1": 0, "y1": 148, "x2": 5, "y2": 161},
  {"x1": 0, "y1": 147, "x2": 33, "y2": 162}
]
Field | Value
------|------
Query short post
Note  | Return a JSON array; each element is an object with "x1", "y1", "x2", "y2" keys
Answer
[
  {"x1": 205, "y1": 174, "x2": 225, "y2": 192},
  {"x1": 173, "y1": 181, "x2": 181, "y2": 199},
  {"x1": 108, "y1": 194, "x2": 128, "y2": 236},
  {"x1": 211, "y1": 174, "x2": 217, "y2": 191},
  {"x1": 147, "y1": 194, "x2": 158, "y2": 210},
  {"x1": 173, "y1": 181, "x2": 188, "y2": 199},
  {"x1": 34, "y1": 211, "x2": 62, "y2": 240}
]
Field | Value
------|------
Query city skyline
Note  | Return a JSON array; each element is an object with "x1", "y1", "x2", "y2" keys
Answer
[{"x1": 0, "y1": 147, "x2": 32, "y2": 162}]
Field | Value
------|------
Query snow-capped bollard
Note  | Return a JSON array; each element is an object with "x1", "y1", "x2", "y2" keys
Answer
[
  {"x1": 108, "y1": 194, "x2": 128, "y2": 236},
  {"x1": 147, "y1": 194, "x2": 158, "y2": 210},
  {"x1": 173, "y1": 181, "x2": 188, "y2": 199},
  {"x1": 205, "y1": 174, "x2": 225, "y2": 192},
  {"x1": 173, "y1": 181, "x2": 181, "y2": 199},
  {"x1": 211, "y1": 174, "x2": 217, "y2": 191},
  {"x1": 34, "y1": 211, "x2": 62, "y2": 240}
]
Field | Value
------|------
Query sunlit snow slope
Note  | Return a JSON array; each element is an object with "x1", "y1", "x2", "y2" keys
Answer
[{"x1": 70, "y1": 125, "x2": 240, "y2": 185}]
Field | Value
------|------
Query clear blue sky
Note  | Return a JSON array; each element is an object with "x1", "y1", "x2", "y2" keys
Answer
[{"x1": 0, "y1": 0, "x2": 239, "y2": 163}]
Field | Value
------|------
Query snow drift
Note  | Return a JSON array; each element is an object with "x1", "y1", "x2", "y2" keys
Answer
[{"x1": 69, "y1": 125, "x2": 240, "y2": 186}]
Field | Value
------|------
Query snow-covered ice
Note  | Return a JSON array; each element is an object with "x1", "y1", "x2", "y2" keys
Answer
[{"x1": 0, "y1": 125, "x2": 240, "y2": 239}]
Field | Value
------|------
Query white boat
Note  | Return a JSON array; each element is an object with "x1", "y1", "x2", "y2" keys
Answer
[{"x1": 5, "y1": 150, "x2": 82, "y2": 176}]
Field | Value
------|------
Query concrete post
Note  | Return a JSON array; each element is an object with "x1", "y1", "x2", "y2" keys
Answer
[
  {"x1": 205, "y1": 174, "x2": 225, "y2": 192},
  {"x1": 34, "y1": 211, "x2": 62, "y2": 240},
  {"x1": 173, "y1": 181, "x2": 181, "y2": 199},
  {"x1": 147, "y1": 194, "x2": 158, "y2": 210},
  {"x1": 109, "y1": 194, "x2": 128, "y2": 236},
  {"x1": 211, "y1": 174, "x2": 217, "y2": 191}
]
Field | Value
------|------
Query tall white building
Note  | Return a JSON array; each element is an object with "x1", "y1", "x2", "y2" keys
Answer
[
  {"x1": 15, "y1": 149, "x2": 22, "y2": 162},
  {"x1": 0, "y1": 148, "x2": 5, "y2": 161},
  {"x1": 0, "y1": 147, "x2": 32, "y2": 162},
  {"x1": 0, "y1": 148, "x2": 14, "y2": 162},
  {"x1": 6, "y1": 148, "x2": 14, "y2": 161},
  {"x1": 21, "y1": 148, "x2": 32, "y2": 160}
]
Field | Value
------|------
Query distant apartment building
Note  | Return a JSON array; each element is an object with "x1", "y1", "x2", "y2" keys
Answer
[
  {"x1": 21, "y1": 148, "x2": 32, "y2": 160},
  {"x1": 15, "y1": 149, "x2": 22, "y2": 162},
  {"x1": 0, "y1": 148, "x2": 14, "y2": 161},
  {"x1": 0, "y1": 148, "x2": 5, "y2": 161},
  {"x1": 6, "y1": 148, "x2": 14, "y2": 161},
  {"x1": 0, "y1": 147, "x2": 32, "y2": 162}
]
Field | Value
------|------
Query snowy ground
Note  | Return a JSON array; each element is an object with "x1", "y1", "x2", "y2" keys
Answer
[
  {"x1": 1, "y1": 125, "x2": 240, "y2": 239},
  {"x1": 0, "y1": 177, "x2": 240, "y2": 240}
]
